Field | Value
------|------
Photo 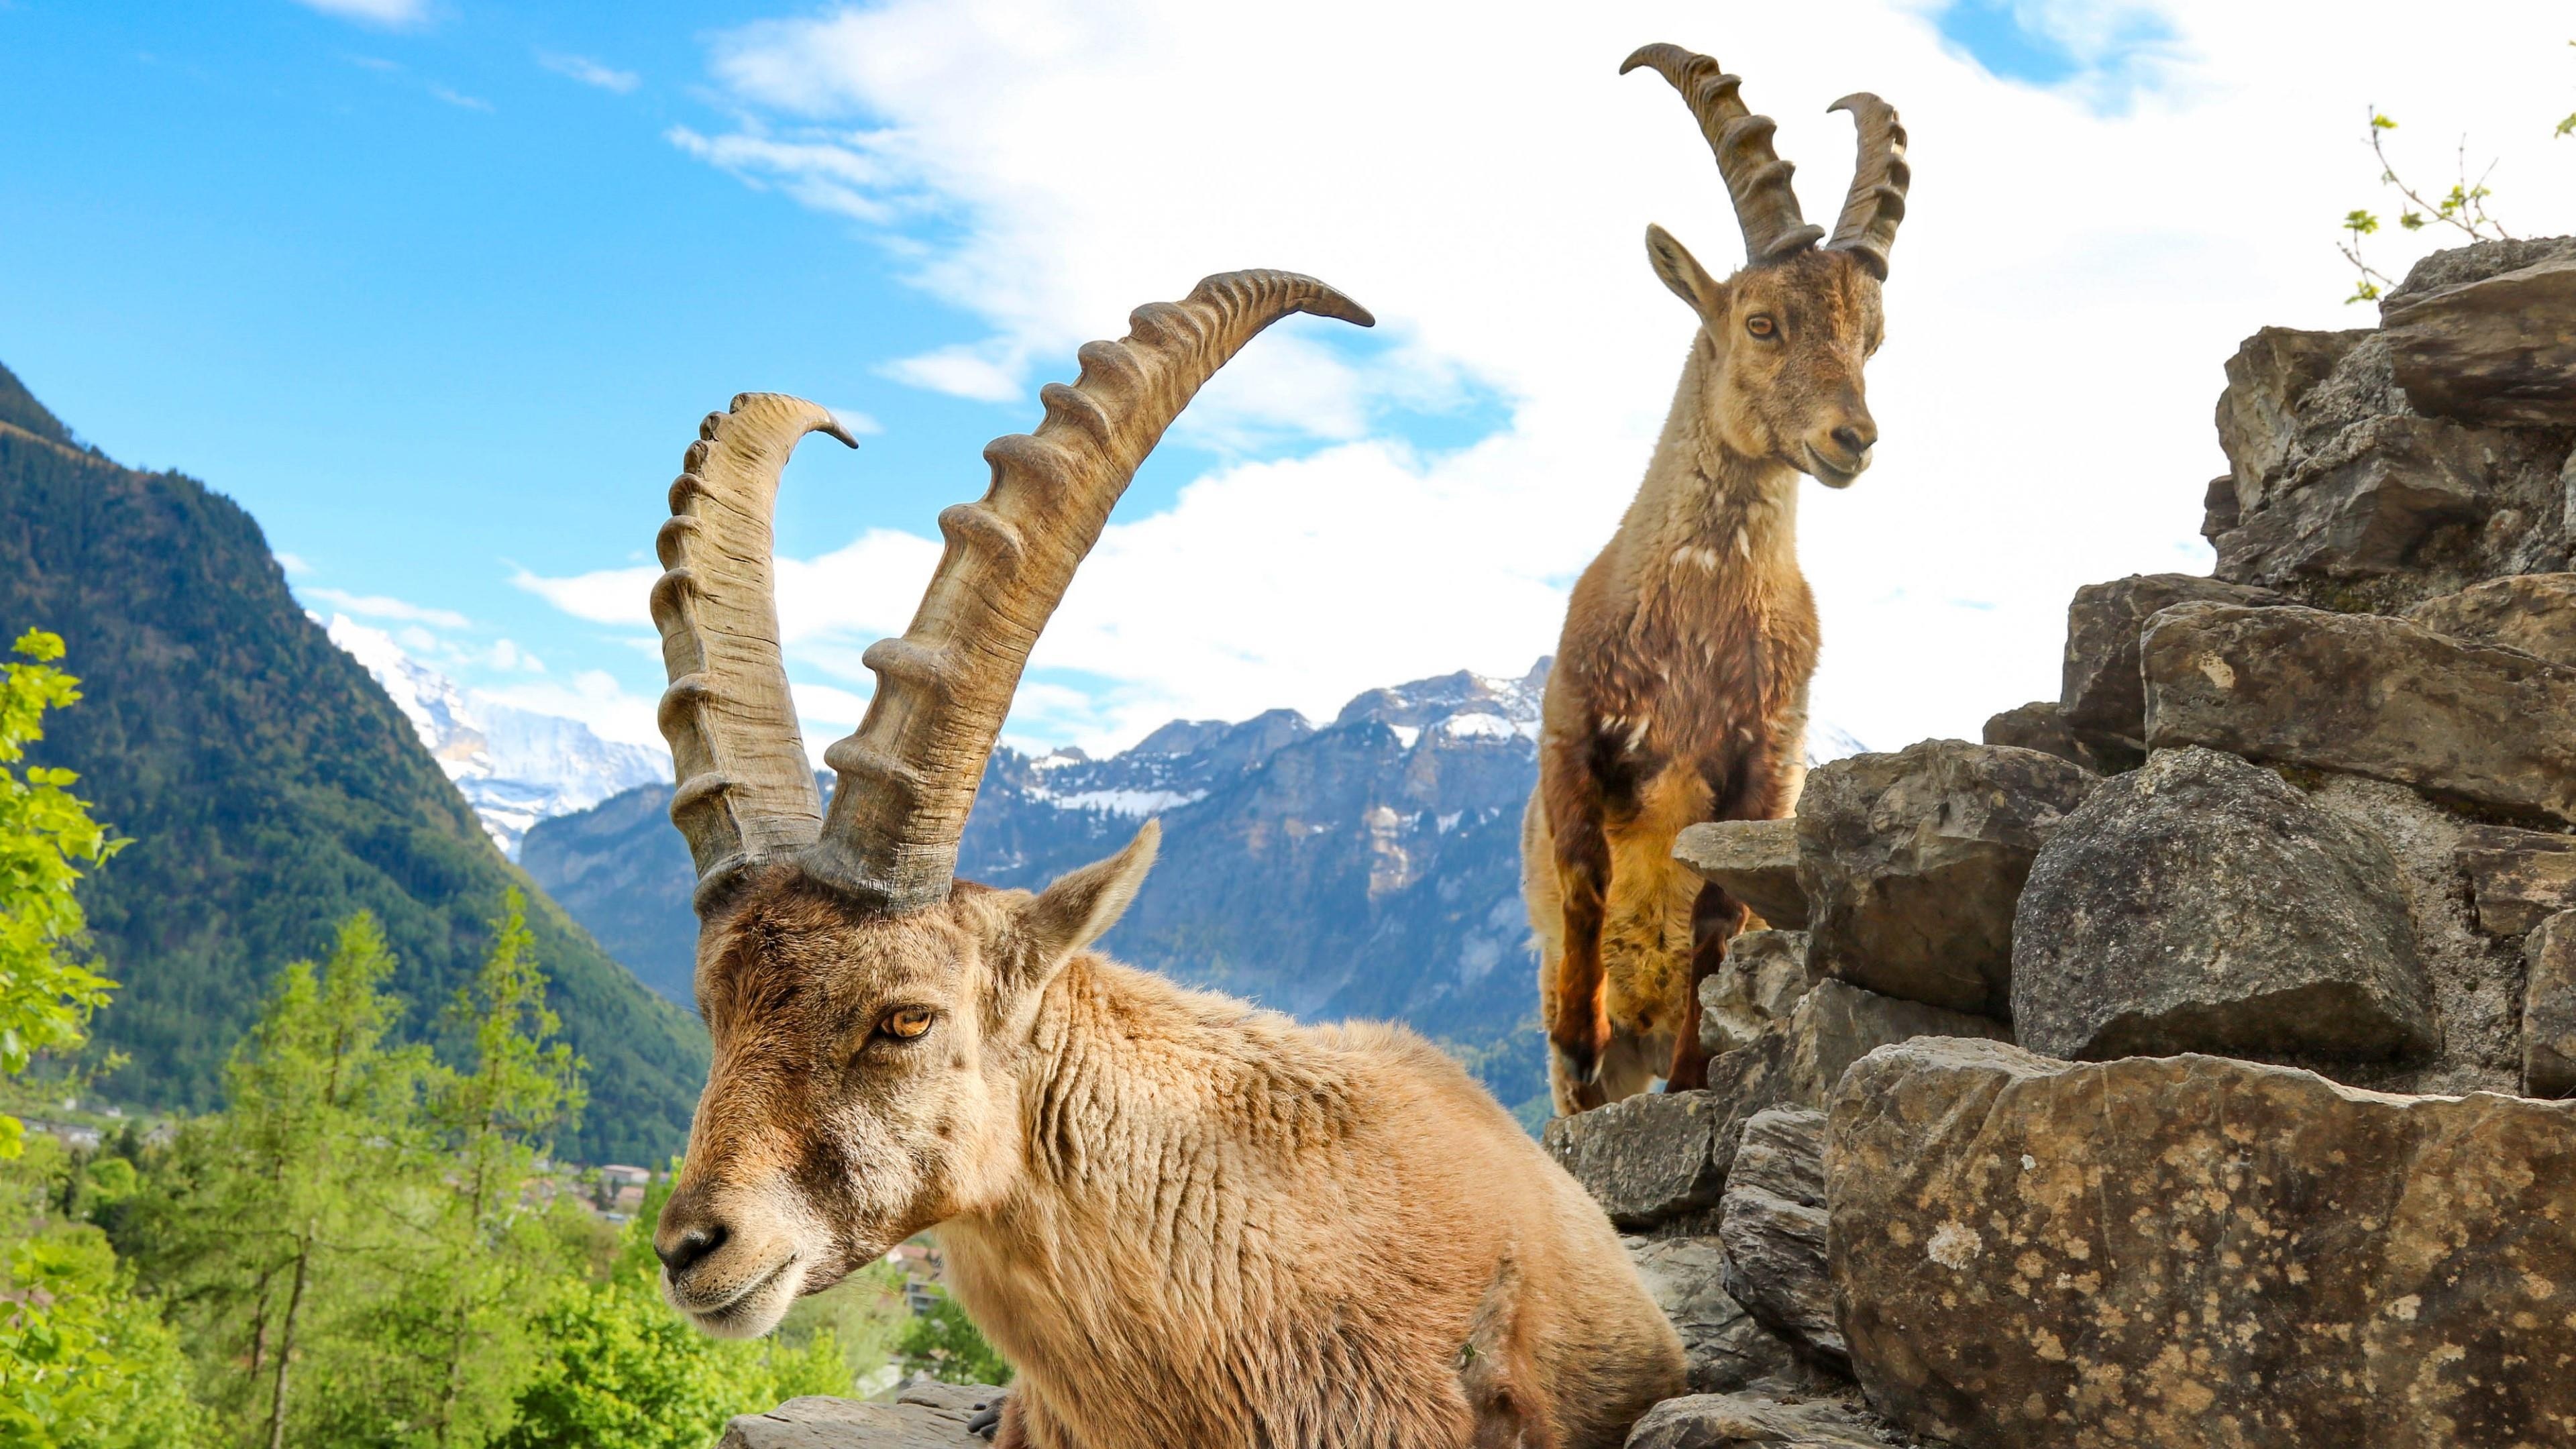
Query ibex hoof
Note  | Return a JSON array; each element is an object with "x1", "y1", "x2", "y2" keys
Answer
[{"x1": 967, "y1": 1397, "x2": 1004, "y2": 1441}]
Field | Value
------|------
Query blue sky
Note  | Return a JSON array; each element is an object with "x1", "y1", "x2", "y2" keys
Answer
[{"x1": 6, "y1": 0, "x2": 2570, "y2": 758}]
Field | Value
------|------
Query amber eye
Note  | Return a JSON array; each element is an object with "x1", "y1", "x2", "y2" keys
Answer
[
  {"x1": 879, "y1": 1008, "x2": 935, "y2": 1042},
  {"x1": 1746, "y1": 314, "x2": 1778, "y2": 339}
]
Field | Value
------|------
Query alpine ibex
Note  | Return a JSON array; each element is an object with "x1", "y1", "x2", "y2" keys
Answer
[
  {"x1": 647, "y1": 272, "x2": 1685, "y2": 1448},
  {"x1": 1526, "y1": 45, "x2": 1909, "y2": 1115}
]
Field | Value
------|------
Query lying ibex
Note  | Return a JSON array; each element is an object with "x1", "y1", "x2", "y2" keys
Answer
[
  {"x1": 1526, "y1": 45, "x2": 1909, "y2": 1114},
  {"x1": 647, "y1": 272, "x2": 1684, "y2": 1448}
]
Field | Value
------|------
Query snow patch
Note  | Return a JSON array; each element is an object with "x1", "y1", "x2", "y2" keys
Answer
[{"x1": 1040, "y1": 788, "x2": 1205, "y2": 818}]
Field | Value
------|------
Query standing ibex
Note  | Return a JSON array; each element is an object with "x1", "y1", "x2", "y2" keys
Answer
[
  {"x1": 647, "y1": 272, "x2": 1684, "y2": 1448},
  {"x1": 1526, "y1": 45, "x2": 1909, "y2": 1115}
]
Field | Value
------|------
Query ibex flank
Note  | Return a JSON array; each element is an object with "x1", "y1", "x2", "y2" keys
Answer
[
  {"x1": 1527, "y1": 44, "x2": 1909, "y2": 1114},
  {"x1": 645, "y1": 272, "x2": 1685, "y2": 1448}
]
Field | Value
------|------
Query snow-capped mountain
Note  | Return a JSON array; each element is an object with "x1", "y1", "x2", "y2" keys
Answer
[{"x1": 325, "y1": 616, "x2": 664, "y2": 857}]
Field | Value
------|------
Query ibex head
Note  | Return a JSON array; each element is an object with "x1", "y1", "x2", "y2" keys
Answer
[
  {"x1": 1623, "y1": 44, "x2": 1909, "y2": 488},
  {"x1": 645, "y1": 273, "x2": 1372, "y2": 1338}
]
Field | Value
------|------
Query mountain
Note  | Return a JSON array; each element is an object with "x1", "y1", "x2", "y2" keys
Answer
[
  {"x1": 324, "y1": 616, "x2": 664, "y2": 857},
  {"x1": 0, "y1": 358, "x2": 704, "y2": 1164}
]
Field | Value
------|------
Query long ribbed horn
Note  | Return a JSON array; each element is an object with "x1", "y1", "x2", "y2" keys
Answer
[
  {"x1": 805, "y1": 269, "x2": 1373, "y2": 914},
  {"x1": 1826, "y1": 93, "x2": 1909, "y2": 279},
  {"x1": 1621, "y1": 43, "x2": 1823, "y2": 266},
  {"x1": 651, "y1": 394, "x2": 857, "y2": 910}
]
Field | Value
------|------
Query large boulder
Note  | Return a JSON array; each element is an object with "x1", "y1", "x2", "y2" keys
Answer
[
  {"x1": 2381, "y1": 243, "x2": 2576, "y2": 426},
  {"x1": 1717, "y1": 1109, "x2": 1843, "y2": 1373},
  {"x1": 2454, "y1": 823, "x2": 2576, "y2": 936},
  {"x1": 1676, "y1": 818, "x2": 1808, "y2": 929},
  {"x1": 2143, "y1": 601, "x2": 2576, "y2": 824},
  {"x1": 2212, "y1": 325, "x2": 2371, "y2": 517},
  {"x1": 1545, "y1": 1035, "x2": 1789, "y2": 1232},
  {"x1": 2527, "y1": 910, "x2": 2576, "y2": 1099},
  {"x1": 2405, "y1": 572, "x2": 2576, "y2": 669},
  {"x1": 718, "y1": 1381, "x2": 1004, "y2": 1448},
  {"x1": 1828, "y1": 1038, "x2": 2576, "y2": 1449},
  {"x1": 2059, "y1": 574, "x2": 2286, "y2": 755},
  {"x1": 1625, "y1": 1236, "x2": 1811, "y2": 1395},
  {"x1": 2208, "y1": 414, "x2": 2555, "y2": 589},
  {"x1": 1624, "y1": 1393, "x2": 1900, "y2": 1449},
  {"x1": 1797, "y1": 741, "x2": 2098, "y2": 1017},
  {"x1": 1780, "y1": 980, "x2": 2007, "y2": 1106},
  {"x1": 2012, "y1": 747, "x2": 2435, "y2": 1061},
  {"x1": 1980, "y1": 699, "x2": 2124, "y2": 774}
]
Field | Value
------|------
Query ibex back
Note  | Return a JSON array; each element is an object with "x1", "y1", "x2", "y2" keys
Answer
[
  {"x1": 1527, "y1": 44, "x2": 1909, "y2": 1114},
  {"x1": 645, "y1": 272, "x2": 1684, "y2": 1447}
]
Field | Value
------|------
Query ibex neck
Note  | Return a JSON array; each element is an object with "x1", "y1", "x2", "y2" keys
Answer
[{"x1": 1629, "y1": 334, "x2": 1803, "y2": 558}]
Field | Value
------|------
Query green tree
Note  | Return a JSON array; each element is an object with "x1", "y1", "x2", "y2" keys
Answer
[
  {"x1": 0, "y1": 1223, "x2": 209, "y2": 1448},
  {"x1": 0, "y1": 630, "x2": 122, "y2": 1157},
  {"x1": 895, "y1": 1290, "x2": 1012, "y2": 1387}
]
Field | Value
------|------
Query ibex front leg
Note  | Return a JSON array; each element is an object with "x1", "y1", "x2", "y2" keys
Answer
[{"x1": 1544, "y1": 765, "x2": 1614, "y2": 1108}]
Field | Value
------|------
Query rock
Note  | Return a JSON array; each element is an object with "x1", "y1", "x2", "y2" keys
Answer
[
  {"x1": 718, "y1": 1381, "x2": 1004, "y2": 1448},
  {"x1": 1828, "y1": 1038, "x2": 2576, "y2": 1449},
  {"x1": 2382, "y1": 233, "x2": 2576, "y2": 307},
  {"x1": 1782, "y1": 980, "x2": 2008, "y2": 1106},
  {"x1": 1717, "y1": 1109, "x2": 1843, "y2": 1373},
  {"x1": 1625, "y1": 1236, "x2": 1811, "y2": 1394},
  {"x1": 2527, "y1": 911, "x2": 2576, "y2": 1099},
  {"x1": 1699, "y1": 931, "x2": 1813, "y2": 1058},
  {"x1": 1796, "y1": 741, "x2": 2098, "y2": 1017},
  {"x1": 1980, "y1": 699, "x2": 2129, "y2": 774},
  {"x1": 1546, "y1": 1034, "x2": 1789, "y2": 1232},
  {"x1": 2144, "y1": 601, "x2": 2576, "y2": 824},
  {"x1": 2404, "y1": 572, "x2": 2576, "y2": 667},
  {"x1": 2454, "y1": 823, "x2": 2576, "y2": 935},
  {"x1": 1625, "y1": 1393, "x2": 1900, "y2": 1449},
  {"x1": 2012, "y1": 747, "x2": 2434, "y2": 1063},
  {"x1": 2212, "y1": 325, "x2": 2371, "y2": 517},
  {"x1": 1676, "y1": 819, "x2": 1808, "y2": 929},
  {"x1": 2383, "y1": 247, "x2": 2576, "y2": 426},
  {"x1": 2059, "y1": 574, "x2": 2286, "y2": 753},
  {"x1": 2209, "y1": 414, "x2": 2549, "y2": 587}
]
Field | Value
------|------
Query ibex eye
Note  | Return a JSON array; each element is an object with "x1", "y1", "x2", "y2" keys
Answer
[
  {"x1": 879, "y1": 1008, "x2": 935, "y2": 1041},
  {"x1": 1746, "y1": 315, "x2": 1778, "y2": 339}
]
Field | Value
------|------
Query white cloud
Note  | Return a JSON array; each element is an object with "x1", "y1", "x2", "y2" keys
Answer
[
  {"x1": 478, "y1": 669, "x2": 663, "y2": 750},
  {"x1": 509, "y1": 564, "x2": 656, "y2": 628},
  {"x1": 633, "y1": 0, "x2": 2576, "y2": 756},
  {"x1": 539, "y1": 52, "x2": 641, "y2": 94},
  {"x1": 273, "y1": 551, "x2": 314, "y2": 576},
  {"x1": 292, "y1": 0, "x2": 429, "y2": 26},
  {"x1": 305, "y1": 587, "x2": 471, "y2": 629},
  {"x1": 429, "y1": 86, "x2": 492, "y2": 113}
]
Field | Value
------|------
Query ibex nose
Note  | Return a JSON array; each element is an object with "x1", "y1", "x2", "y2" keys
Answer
[
  {"x1": 653, "y1": 1185, "x2": 729, "y2": 1278},
  {"x1": 1831, "y1": 421, "x2": 1877, "y2": 458}
]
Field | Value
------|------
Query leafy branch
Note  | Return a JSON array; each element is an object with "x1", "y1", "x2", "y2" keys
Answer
[{"x1": 2340, "y1": 109, "x2": 2511, "y2": 305}]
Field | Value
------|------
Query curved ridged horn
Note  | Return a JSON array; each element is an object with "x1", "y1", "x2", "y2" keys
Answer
[
  {"x1": 1826, "y1": 93, "x2": 1909, "y2": 279},
  {"x1": 651, "y1": 394, "x2": 858, "y2": 910},
  {"x1": 1621, "y1": 43, "x2": 1823, "y2": 266},
  {"x1": 805, "y1": 269, "x2": 1374, "y2": 914}
]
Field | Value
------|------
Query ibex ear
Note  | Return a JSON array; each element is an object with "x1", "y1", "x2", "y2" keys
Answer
[
  {"x1": 1645, "y1": 224, "x2": 1729, "y2": 327},
  {"x1": 1010, "y1": 821, "x2": 1159, "y2": 985}
]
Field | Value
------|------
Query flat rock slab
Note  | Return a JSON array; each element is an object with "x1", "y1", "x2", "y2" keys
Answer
[
  {"x1": 2406, "y1": 572, "x2": 2576, "y2": 669},
  {"x1": 2012, "y1": 747, "x2": 2435, "y2": 1061},
  {"x1": 720, "y1": 1382, "x2": 1004, "y2": 1448},
  {"x1": 2527, "y1": 911, "x2": 2576, "y2": 1098},
  {"x1": 1547, "y1": 1035, "x2": 1789, "y2": 1231},
  {"x1": 2061, "y1": 574, "x2": 2286, "y2": 751},
  {"x1": 1828, "y1": 1038, "x2": 2576, "y2": 1449},
  {"x1": 1676, "y1": 819, "x2": 1808, "y2": 929},
  {"x1": 1625, "y1": 1392, "x2": 1899, "y2": 1448},
  {"x1": 2144, "y1": 601, "x2": 2576, "y2": 824},
  {"x1": 1717, "y1": 1109, "x2": 1843, "y2": 1373},
  {"x1": 1782, "y1": 980, "x2": 2008, "y2": 1108},
  {"x1": 1983, "y1": 698, "x2": 2129, "y2": 775},
  {"x1": 1798, "y1": 741, "x2": 2098, "y2": 1017},
  {"x1": 1626, "y1": 1236, "x2": 1809, "y2": 1394},
  {"x1": 2455, "y1": 823, "x2": 2576, "y2": 935},
  {"x1": 2383, "y1": 249, "x2": 2576, "y2": 425}
]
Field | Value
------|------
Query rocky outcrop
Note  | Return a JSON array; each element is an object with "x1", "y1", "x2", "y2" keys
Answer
[
  {"x1": 1625, "y1": 1236, "x2": 1813, "y2": 1395},
  {"x1": 1779, "y1": 981, "x2": 2006, "y2": 1106},
  {"x1": 1675, "y1": 818, "x2": 1808, "y2": 930},
  {"x1": 2143, "y1": 601, "x2": 2576, "y2": 824},
  {"x1": 1828, "y1": 1038, "x2": 2576, "y2": 1449},
  {"x1": 1979, "y1": 699, "x2": 2122, "y2": 773},
  {"x1": 2382, "y1": 246, "x2": 2576, "y2": 426},
  {"x1": 2012, "y1": 747, "x2": 2435, "y2": 1062},
  {"x1": 2526, "y1": 911, "x2": 2576, "y2": 1099},
  {"x1": 716, "y1": 1381, "x2": 1004, "y2": 1448},
  {"x1": 1697, "y1": 930, "x2": 1813, "y2": 1058},
  {"x1": 2060, "y1": 574, "x2": 2286, "y2": 759},
  {"x1": 2404, "y1": 571, "x2": 2576, "y2": 667},
  {"x1": 2454, "y1": 822, "x2": 2576, "y2": 935},
  {"x1": 1544, "y1": 1037, "x2": 1788, "y2": 1232},
  {"x1": 1716, "y1": 1110, "x2": 1841, "y2": 1373},
  {"x1": 1623, "y1": 1393, "x2": 1900, "y2": 1449},
  {"x1": 1797, "y1": 741, "x2": 2097, "y2": 1017}
]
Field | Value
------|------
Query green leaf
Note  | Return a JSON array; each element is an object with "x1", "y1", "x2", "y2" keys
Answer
[
  {"x1": 2343, "y1": 209, "x2": 2380, "y2": 235},
  {"x1": 2371, "y1": 111, "x2": 2398, "y2": 129}
]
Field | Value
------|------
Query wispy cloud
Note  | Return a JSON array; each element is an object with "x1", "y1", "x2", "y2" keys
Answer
[
  {"x1": 879, "y1": 343, "x2": 1023, "y2": 403},
  {"x1": 664, "y1": 126, "x2": 909, "y2": 223},
  {"x1": 273, "y1": 551, "x2": 314, "y2": 576},
  {"x1": 292, "y1": 0, "x2": 430, "y2": 28},
  {"x1": 305, "y1": 587, "x2": 470, "y2": 629},
  {"x1": 429, "y1": 85, "x2": 492, "y2": 113},
  {"x1": 539, "y1": 52, "x2": 640, "y2": 94}
]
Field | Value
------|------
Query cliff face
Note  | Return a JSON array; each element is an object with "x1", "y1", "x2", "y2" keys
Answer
[
  {"x1": 526, "y1": 664, "x2": 1556, "y2": 1118},
  {"x1": 0, "y1": 360, "x2": 705, "y2": 1164}
]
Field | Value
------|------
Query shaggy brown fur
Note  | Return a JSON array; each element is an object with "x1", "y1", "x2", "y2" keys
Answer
[
  {"x1": 661, "y1": 824, "x2": 1686, "y2": 1448},
  {"x1": 1528, "y1": 241, "x2": 1884, "y2": 1116}
]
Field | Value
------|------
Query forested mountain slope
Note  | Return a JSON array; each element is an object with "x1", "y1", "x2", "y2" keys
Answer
[{"x1": 0, "y1": 360, "x2": 704, "y2": 1163}]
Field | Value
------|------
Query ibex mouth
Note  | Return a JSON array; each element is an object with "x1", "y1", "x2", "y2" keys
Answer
[
  {"x1": 1803, "y1": 445, "x2": 1867, "y2": 489},
  {"x1": 669, "y1": 1252, "x2": 802, "y2": 1338}
]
